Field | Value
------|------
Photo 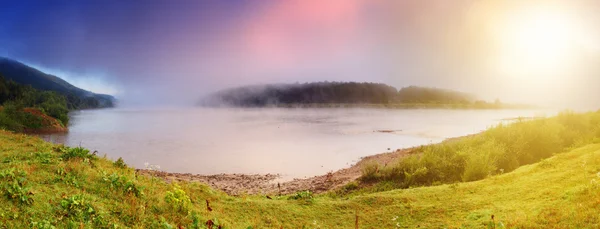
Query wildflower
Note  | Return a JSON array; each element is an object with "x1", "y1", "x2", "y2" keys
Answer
[{"x1": 392, "y1": 216, "x2": 398, "y2": 221}]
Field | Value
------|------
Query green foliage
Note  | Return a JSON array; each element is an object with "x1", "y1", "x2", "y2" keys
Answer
[
  {"x1": 4, "y1": 180, "x2": 34, "y2": 205},
  {"x1": 59, "y1": 146, "x2": 96, "y2": 161},
  {"x1": 34, "y1": 151, "x2": 56, "y2": 164},
  {"x1": 288, "y1": 190, "x2": 313, "y2": 200},
  {"x1": 164, "y1": 184, "x2": 191, "y2": 212},
  {"x1": 59, "y1": 194, "x2": 97, "y2": 221},
  {"x1": 362, "y1": 111, "x2": 600, "y2": 188},
  {"x1": 113, "y1": 157, "x2": 127, "y2": 168},
  {"x1": 0, "y1": 74, "x2": 70, "y2": 131},
  {"x1": 0, "y1": 168, "x2": 33, "y2": 205},
  {"x1": 359, "y1": 160, "x2": 380, "y2": 182},
  {"x1": 101, "y1": 172, "x2": 144, "y2": 197},
  {"x1": 30, "y1": 220, "x2": 56, "y2": 229}
]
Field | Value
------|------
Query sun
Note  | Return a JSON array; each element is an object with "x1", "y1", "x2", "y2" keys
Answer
[{"x1": 495, "y1": 6, "x2": 580, "y2": 76}]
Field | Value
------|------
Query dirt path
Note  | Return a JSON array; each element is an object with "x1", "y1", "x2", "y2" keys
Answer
[{"x1": 136, "y1": 147, "x2": 417, "y2": 196}]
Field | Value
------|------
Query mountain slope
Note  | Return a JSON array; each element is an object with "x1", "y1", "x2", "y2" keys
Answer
[{"x1": 0, "y1": 57, "x2": 115, "y2": 108}]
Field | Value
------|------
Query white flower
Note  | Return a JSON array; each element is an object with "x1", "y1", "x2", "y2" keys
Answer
[{"x1": 392, "y1": 216, "x2": 398, "y2": 221}]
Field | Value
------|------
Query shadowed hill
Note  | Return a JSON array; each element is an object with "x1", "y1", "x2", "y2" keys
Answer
[{"x1": 0, "y1": 57, "x2": 115, "y2": 109}]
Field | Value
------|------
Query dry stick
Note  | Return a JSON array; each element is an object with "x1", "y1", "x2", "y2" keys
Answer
[{"x1": 355, "y1": 209, "x2": 359, "y2": 229}]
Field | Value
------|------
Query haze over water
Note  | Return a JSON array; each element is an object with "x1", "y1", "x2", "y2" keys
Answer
[{"x1": 39, "y1": 108, "x2": 550, "y2": 180}]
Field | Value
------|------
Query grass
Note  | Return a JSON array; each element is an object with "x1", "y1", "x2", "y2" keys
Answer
[
  {"x1": 359, "y1": 111, "x2": 600, "y2": 191},
  {"x1": 0, "y1": 113, "x2": 600, "y2": 228}
]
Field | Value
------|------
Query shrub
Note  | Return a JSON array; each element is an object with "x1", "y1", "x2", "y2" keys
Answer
[
  {"x1": 114, "y1": 157, "x2": 127, "y2": 168},
  {"x1": 4, "y1": 180, "x2": 34, "y2": 205},
  {"x1": 60, "y1": 146, "x2": 95, "y2": 161},
  {"x1": 101, "y1": 172, "x2": 144, "y2": 197},
  {"x1": 0, "y1": 168, "x2": 33, "y2": 205},
  {"x1": 59, "y1": 194, "x2": 97, "y2": 221},
  {"x1": 360, "y1": 160, "x2": 380, "y2": 182}
]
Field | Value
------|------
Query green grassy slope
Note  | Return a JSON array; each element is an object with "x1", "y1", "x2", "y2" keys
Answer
[{"x1": 1, "y1": 130, "x2": 600, "y2": 228}]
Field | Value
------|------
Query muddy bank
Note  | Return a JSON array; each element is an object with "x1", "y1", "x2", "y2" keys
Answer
[{"x1": 137, "y1": 147, "x2": 418, "y2": 196}]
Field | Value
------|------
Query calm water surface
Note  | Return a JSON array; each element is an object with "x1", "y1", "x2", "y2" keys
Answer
[{"x1": 38, "y1": 108, "x2": 551, "y2": 180}]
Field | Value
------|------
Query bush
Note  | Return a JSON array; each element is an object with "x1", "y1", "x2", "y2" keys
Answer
[
  {"x1": 164, "y1": 184, "x2": 191, "y2": 212},
  {"x1": 101, "y1": 172, "x2": 144, "y2": 197},
  {"x1": 59, "y1": 194, "x2": 97, "y2": 221},
  {"x1": 59, "y1": 146, "x2": 95, "y2": 161},
  {"x1": 114, "y1": 157, "x2": 127, "y2": 168},
  {"x1": 360, "y1": 160, "x2": 380, "y2": 182}
]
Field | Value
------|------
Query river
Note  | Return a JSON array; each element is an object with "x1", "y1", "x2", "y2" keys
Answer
[{"x1": 38, "y1": 107, "x2": 551, "y2": 180}]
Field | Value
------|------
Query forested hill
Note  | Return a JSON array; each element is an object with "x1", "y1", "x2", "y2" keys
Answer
[
  {"x1": 200, "y1": 82, "x2": 485, "y2": 107},
  {"x1": 0, "y1": 57, "x2": 115, "y2": 109}
]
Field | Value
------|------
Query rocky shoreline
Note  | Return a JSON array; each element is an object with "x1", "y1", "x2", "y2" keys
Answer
[{"x1": 136, "y1": 147, "x2": 418, "y2": 196}]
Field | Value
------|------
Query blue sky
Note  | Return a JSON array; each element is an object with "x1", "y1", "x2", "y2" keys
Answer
[{"x1": 1, "y1": 0, "x2": 599, "y2": 108}]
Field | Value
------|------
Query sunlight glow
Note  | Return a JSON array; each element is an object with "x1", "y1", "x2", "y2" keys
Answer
[{"x1": 495, "y1": 5, "x2": 585, "y2": 77}]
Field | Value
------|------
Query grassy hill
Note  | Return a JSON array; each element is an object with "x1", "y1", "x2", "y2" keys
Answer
[{"x1": 1, "y1": 116, "x2": 600, "y2": 228}]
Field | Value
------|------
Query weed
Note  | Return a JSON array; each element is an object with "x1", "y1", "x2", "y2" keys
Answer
[
  {"x1": 289, "y1": 190, "x2": 313, "y2": 201},
  {"x1": 4, "y1": 180, "x2": 34, "y2": 205},
  {"x1": 59, "y1": 194, "x2": 97, "y2": 221},
  {"x1": 59, "y1": 146, "x2": 96, "y2": 161},
  {"x1": 30, "y1": 220, "x2": 56, "y2": 229},
  {"x1": 34, "y1": 151, "x2": 55, "y2": 164},
  {"x1": 101, "y1": 172, "x2": 144, "y2": 197},
  {"x1": 164, "y1": 184, "x2": 191, "y2": 212}
]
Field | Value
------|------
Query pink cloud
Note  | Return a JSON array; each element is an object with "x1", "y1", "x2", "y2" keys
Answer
[{"x1": 239, "y1": 0, "x2": 380, "y2": 68}]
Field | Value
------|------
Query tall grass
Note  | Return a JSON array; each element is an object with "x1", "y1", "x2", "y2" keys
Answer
[{"x1": 361, "y1": 110, "x2": 600, "y2": 188}]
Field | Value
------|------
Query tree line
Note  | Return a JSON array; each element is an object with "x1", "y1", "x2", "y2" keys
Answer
[{"x1": 202, "y1": 82, "x2": 481, "y2": 107}]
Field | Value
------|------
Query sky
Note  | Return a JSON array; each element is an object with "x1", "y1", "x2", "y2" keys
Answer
[{"x1": 1, "y1": 0, "x2": 599, "y2": 108}]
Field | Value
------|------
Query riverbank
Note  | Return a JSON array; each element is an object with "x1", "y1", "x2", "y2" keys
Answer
[
  {"x1": 1, "y1": 128, "x2": 600, "y2": 227},
  {"x1": 135, "y1": 134, "x2": 474, "y2": 195},
  {"x1": 136, "y1": 147, "x2": 416, "y2": 195}
]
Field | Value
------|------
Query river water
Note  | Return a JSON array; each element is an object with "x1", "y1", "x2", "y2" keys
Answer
[{"x1": 38, "y1": 107, "x2": 550, "y2": 180}]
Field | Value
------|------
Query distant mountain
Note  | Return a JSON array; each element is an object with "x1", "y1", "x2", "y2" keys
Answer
[
  {"x1": 199, "y1": 82, "x2": 477, "y2": 107},
  {"x1": 0, "y1": 57, "x2": 115, "y2": 109}
]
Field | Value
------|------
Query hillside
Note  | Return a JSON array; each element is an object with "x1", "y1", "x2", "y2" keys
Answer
[
  {"x1": 0, "y1": 113, "x2": 599, "y2": 227},
  {"x1": 200, "y1": 82, "x2": 515, "y2": 109},
  {"x1": 0, "y1": 57, "x2": 115, "y2": 109}
]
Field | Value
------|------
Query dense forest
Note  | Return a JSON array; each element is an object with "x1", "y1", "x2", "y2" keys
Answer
[
  {"x1": 0, "y1": 74, "x2": 70, "y2": 132},
  {"x1": 200, "y1": 82, "x2": 500, "y2": 108}
]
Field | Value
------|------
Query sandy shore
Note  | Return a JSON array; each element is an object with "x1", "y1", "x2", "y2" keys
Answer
[{"x1": 136, "y1": 147, "x2": 418, "y2": 196}]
